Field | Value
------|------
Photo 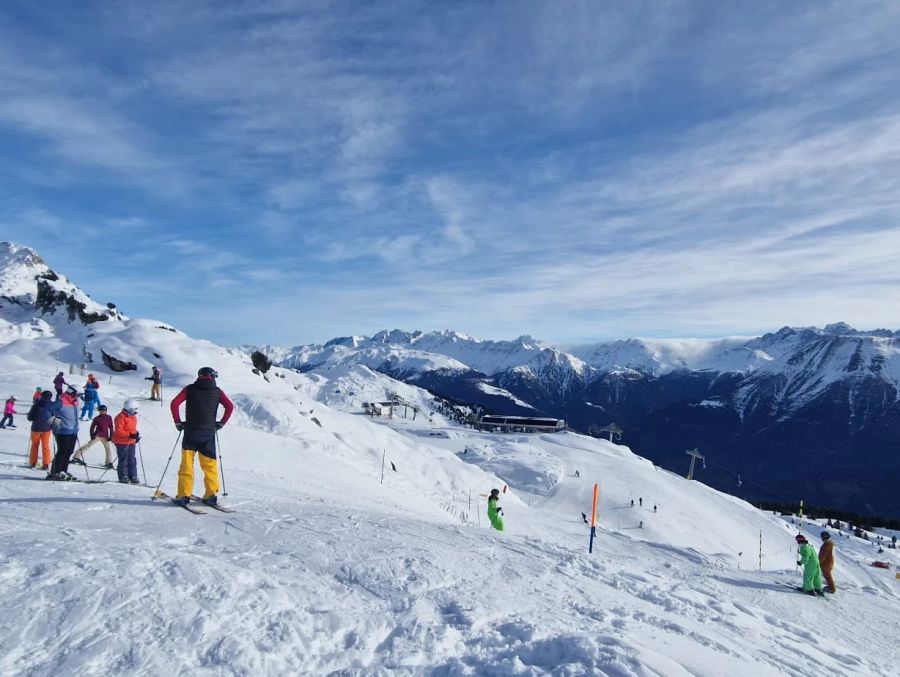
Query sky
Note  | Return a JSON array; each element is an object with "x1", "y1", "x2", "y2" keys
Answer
[{"x1": 2, "y1": 1, "x2": 900, "y2": 348}]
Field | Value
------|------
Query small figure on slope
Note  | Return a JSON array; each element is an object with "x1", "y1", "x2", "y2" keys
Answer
[
  {"x1": 53, "y1": 372, "x2": 67, "y2": 399},
  {"x1": 85, "y1": 373, "x2": 100, "y2": 392},
  {"x1": 72, "y1": 404, "x2": 115, "y2": 469},
  {"x1": 112, "y1": 399, "x2": 141, "y2": 484},
  {"x1": 1, "y1": 396, "x2": 17, "y2": 428},
  {"x1": 27, "y1": 390, "x2": 54, "y2": 469},
  {"x1": 169, "y1": 367, "x2": 233, "y2": 507},
  {"x1": 819, "y1": 531, "x2": 837, "y2": 594},
  {"x1": 80, "y1": 381, "x2": 101, "y2": 420},
  {"x1": 488, "y1": 488, "x2": 505, "y2": 532},
  {"x1": 47, "y1": 386, "x2": 80, "y2": 480},
  {"x1": 32, "y1": 387, "x2": 43, "y2": 402},
  {"x1": 795, "y1": 534, "x2": 824, "y2": 596},
  {"x1": 146, "y1": 365, "x2": 162, "y2": 401}
]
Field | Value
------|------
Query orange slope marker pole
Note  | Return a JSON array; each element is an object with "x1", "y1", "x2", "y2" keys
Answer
[{"x1": 589, "y1": 483, "x2": 599, "y2": 553}]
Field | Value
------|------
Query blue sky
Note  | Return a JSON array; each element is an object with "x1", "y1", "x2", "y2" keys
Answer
[{"x1": 2, "y1": 1, "x2": 900, "y2": 347}]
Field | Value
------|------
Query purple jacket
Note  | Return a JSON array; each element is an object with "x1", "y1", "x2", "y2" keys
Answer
[
  {"x1": 90, "y1": 413, "x2": 114, "y2": 439},
  {"x1": 53, "y1": 374, "x2": 67, "y2": 389}
]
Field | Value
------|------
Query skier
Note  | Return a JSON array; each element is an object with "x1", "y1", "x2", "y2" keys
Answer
[
  {"x1": 111, "y1": 399, "x2": 141, "y2": 484},
  {"x1": 487, "y1": 488, "x2": 505, "y2": 532},
  {"x1": 146, "y1": 366, "x2": 162, "y2": 401},
  {"x1": 72, "y1": 404, "x2": 115, "y2": 469},
  {"x1": 795, "y1": 534, "x2": 824, "y2": 596},
  {"x1": 80, "y1": 381, "x2": 100, "y2": 420},
  {"x1": 27, "y1": 390, "x2": 54, "y2": 469},
  {"x1": 85, "y1": 373, "x2": 100, "y2": 392},
  {"x1": 169, "y1": 367, "x2": 233, "y2": 506},
  {"x1": 32, "y1": 387, "x2": 43, "y2": 402},
  {"x1": 47, "y1": 386, "x2": 80, "y2": 480},
  {"x1": 0, "y1": 396, "x2": 17, "y2": 428},
  {"x1": 819, "y1": 531, "x2": 837, "y2": 594},
  {"x1": 53, "y1": 372, "x2": 67, "y2": 399}
]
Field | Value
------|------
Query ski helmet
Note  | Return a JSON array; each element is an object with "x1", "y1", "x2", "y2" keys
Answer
[
  {"x1": 123, "y1": 398, "x2": 139, "y2": 415},
  {"x1": 795, "y1": 534, "x2": 807, "y2": 543},
  {"x1": 820, "y1": 531, "x2": 830, "y2": 540},
  {"x1": 98, "y1": 405, "x2": 108, "y2": 411},
  {"x1": 490, "y1": 488, "x2": 500, "y2": 497},
  {"x1": 198, "y1": 366, "x2": 218, "y2": 378},
  {"x1": 66, "y1": 385, "x2": 80, "y2": 396}
]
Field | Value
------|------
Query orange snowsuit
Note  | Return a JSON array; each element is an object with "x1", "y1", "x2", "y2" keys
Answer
[{"x1": 819, "y1": 539, "x2": 836, "y2": 592}]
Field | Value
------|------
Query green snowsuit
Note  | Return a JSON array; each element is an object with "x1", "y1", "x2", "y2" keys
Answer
[
  {"x1": 488, "y1": 496, "x2": 505, "y2": 532},
  {"x1": 798, "y1": 542, "x2": 823, "y2": 592}
]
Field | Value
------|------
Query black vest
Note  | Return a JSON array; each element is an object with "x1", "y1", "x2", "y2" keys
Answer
[{"x1": 185, "y1": 379, "x2": 221, "y2": 430}]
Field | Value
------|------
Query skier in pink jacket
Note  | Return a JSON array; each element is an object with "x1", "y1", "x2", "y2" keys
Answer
[{"x1": 1, "y1": 396, "x2": 17, "y2": 428}]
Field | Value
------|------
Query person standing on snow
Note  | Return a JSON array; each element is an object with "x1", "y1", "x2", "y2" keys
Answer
[
  {"x1": 795, "y1": 534, "x2": 824, "y2": 596},
  {"x1": 32, "y1": 387, "x2": 43, "y2": 402},
  {"x1": 487, "y1": 488, "x2": 505, "y2": 532},
  {"x1": 80, "y1": 381, "x2": 100, "y2": 420},
  {"x1": 72, "y1": 404, "x2": 115, "y2": 469},
  {"x1": 146, "y1": 366, "x2": 162, "y2": 401},
  {"x1": 112, "y1": 399, "x2": 141, "y2": 484},
  {"x1": 169, "y1": 367, "x2": 233, "y2": 507},
  {"x1": 0, "y1": 396, "x2": 17, "y2": 428},
  {"x1": 819, "y1": 531, "x2": 837, "y2": 594},
  {"x1": 53, "y1": 372, "x2": 67, "y2": 399},
  {"x1": 85, "y1": 373, "x2": 100, "y2": 393},
  {"x1": 27, "y1": 390, "x2": 54, "y2": 469},
  {"x1": 47, "y1": 385, "x2": 80, "y2": 480}
]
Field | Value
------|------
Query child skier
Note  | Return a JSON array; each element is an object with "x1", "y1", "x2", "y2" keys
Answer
[
  {"x1": 32, "y1": 387, "x2": 43, "y2": 402},
  {"x1": 0, "y1": 396, "x2": 17, "y2": 428},
  {"x1": 80, "y1": 382, "x2": 101, "y2": 420},
  {"x1": 53, "y1": 372, "x2": 67, "y2": 399},
  {"x1": 27, "y1": 390, "x2": 54, "y2": 469},
  {"x1": 795, "y1": 534, "x2": 824, "y2": 596},
  {"x1": 488, "y1": 488, "x2": 505, "y2": 532},
  {"x1": 111, "y1": 399, "x2": 141, "y2": 484},
  {"x1": 819, "y1": 531, "x2": 837, "y2": 594},
  {"x1": 72, "y1": 404, "x2": 115, "y2": 469}
]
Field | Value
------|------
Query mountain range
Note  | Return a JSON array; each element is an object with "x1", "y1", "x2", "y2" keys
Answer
[
  {"x1": 257, "y1": 325, "x2": 900, "y2": 518},
  {"x1": 3, "y1": 240, "x2": 897, "y2": 518}
]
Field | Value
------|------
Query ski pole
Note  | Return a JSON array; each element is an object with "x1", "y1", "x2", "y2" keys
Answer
[
  {"x1": 76, "y1": 435, "x2": 90, "y2": 481},
  {"x1": 138, "y1": 441, "x2": 147, "y2": 486},
  {"x1": 154, "y1": 431, "x2": 182, "y2": 496},
  {"x1": 216, "y1": 430, "x2": 228, "y2": 497}
]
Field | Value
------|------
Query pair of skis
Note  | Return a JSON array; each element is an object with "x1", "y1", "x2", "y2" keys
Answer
[{"x1": 152, "y1": 490, "x2": 235, "y2": 514}]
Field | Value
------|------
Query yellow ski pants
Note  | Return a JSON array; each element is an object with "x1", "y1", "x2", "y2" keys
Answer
[{"x1": 177, "y1": 450, "x2": 219, "y2": 500}]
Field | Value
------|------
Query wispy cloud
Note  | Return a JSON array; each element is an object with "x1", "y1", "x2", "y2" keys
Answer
[{"x1": 1, "y1": 1, "x2": 899, "y2": 345}]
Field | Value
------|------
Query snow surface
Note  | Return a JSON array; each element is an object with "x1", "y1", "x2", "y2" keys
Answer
[{"x1": 1, "y1": 246, "x2": 899, "y2": 675}]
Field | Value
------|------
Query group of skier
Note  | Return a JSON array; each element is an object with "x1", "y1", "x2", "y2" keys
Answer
[
  {"x1": 9, "y1": 365, "x2": 232, "y2": 507},
  {"x1": 795, "y1": 531, "x2": 838, "y2": 595}
]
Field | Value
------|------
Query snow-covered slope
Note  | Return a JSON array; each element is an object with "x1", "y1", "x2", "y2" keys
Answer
[{"x1": 1, "y1": 242, "x2": 899, "y2": 674}]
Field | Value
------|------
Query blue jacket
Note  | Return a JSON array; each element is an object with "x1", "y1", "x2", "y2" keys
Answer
[
  {"x1": 50, "y1": 396, "x2": 80, "y2": 435},
  {"x1": 27, "y1": 393, "x2": 55, "y2": 433},
  {"x1": 83, "y1": 384, "x2": 99, "y2": 404}
]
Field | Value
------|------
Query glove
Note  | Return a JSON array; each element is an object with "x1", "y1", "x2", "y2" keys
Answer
[
  {"x1": 796, "y1": 560, "x2": 802, "y2": 566},
  {"x1": 130, "y1": 432, "x2": 141, "y2": 442},
  {"x1": 216, "y1": 422, "x2": 224, "y2": 430},
  {"x1": 175, "y1": 422, "x2": 183, "y2": 431}
]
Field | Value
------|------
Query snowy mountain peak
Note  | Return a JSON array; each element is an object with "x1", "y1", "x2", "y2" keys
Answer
[{"x1": 0, "y1": 241, "x2": 124, "y2": 331}]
